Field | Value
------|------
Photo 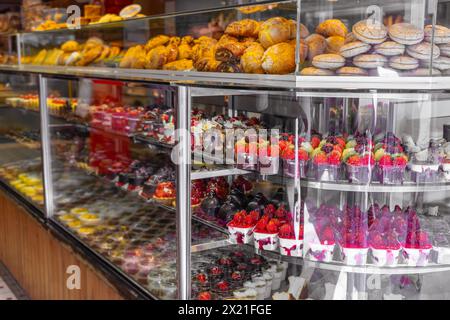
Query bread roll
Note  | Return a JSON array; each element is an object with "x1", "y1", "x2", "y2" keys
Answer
[
  {"x1": 261, "y1": 42, "x2": 295, "y2": 74},
  {"x1": 145, "y1": 35, "x2": 170, "y2": 51},
  {"x1": 241, "y1": 42, "x2": 265, "y2": 74},
  {"x1": 316, "y1": 19, "x2": 348, "y2": 38},
  {"x1": 305, "y1": 34, "x2": 327, "y2": 61},
  {"x1": 258, "y1": 17, "x2": 291, "y2": 49},
  {"x1": 326, "y1": 36, "x2": 345, "y2": 54}
]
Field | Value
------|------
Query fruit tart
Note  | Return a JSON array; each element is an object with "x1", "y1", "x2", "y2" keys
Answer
[{"x1": 153, "y1": 181, "x2": 176, "y2": 205}]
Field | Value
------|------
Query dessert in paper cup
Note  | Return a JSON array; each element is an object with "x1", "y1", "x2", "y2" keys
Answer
[
  {"x1": 309, "y1": 225, "x2": 336, "y2": 262},
  {"x1": 346, "y1": 154, "x2": 375, "y2": 184},
  {"x1": 369, "y1": 231, "x2": 402, "y2": 266},
  {"x1": 253, "y1": 215, "x2": 280, "y2": 251},
  {"x1": 227, "y1": 210, "x2": 258, "y2": 244},
  {"x1": 279, "y1": 136, "x2": 312, "y2": 178},
  {"x1": 278, "y1": 222, "x2": 304, "y2": 257},
  {"x1": 403, "y1": 231, "x2": 433, "y2": 267}
]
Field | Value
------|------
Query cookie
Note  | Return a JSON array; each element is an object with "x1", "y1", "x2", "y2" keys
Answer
[
  {"x1": 374, "y1": 41, "x2": 405, "y2": 56},
  {"x1": 424, "y1": 25, "x2": 450, "y2": 44},
  {"x1": 339, "y1": 41, "x2": 371, "y2": 58},
  {"x1": 389, "y1": 55, "x2": 419, "y2": 70},
  {"x1": 388, "y1": 23, "x2": 424, "y2": 45},
  {"x1": 336, "y1": 66, "x2": 368, "y2": 76},
  {"x1": 352, "y1": 19, "x2": 388, "y2": 44},
  {"x1": 353, "y1": 54, "x2": 387, "y2": 69},
  {"x1": 406, "y1": 42, "x2": 440, "y2": 60},
  {"x1": 312, "y1": 53, "x2": 345, "y2": 69}
]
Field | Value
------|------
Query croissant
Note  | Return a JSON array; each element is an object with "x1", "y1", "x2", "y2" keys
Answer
[
  {"x1": 166, "y1": 44, "x2": 179, "y2": 63},
  {"x1": 145, "y1": 45, "x2": 168, "y2": 69},
  {"x1": 145, "y1": 35, "x2": 170, "y2": 51},
  {"x1": 217, "y1": 61, "x2": 242, "y2": 73},
  {"x1": 61, "y1": 40, "x2": 79, "y2": 52},
  {"x1": 162, "y1": 59, "x2": 193, "y2": 71},
  {"x1": 215, "y1": 41, "x2": 246, "y2": 62},
  {"x1": 169, "y1": 36, "x2": 181, "y2": 46},
  {"x1": 225, "y1": 19, "x2": 260, "y2": 38},
  {"x1": 258, "y1": 17, "x2": 291, "y2": 49},
  {"x1": 181, "y1": 36, "x2": 194, "y2": 45},
  {"x1": 76, "y1": 45, "x2": 103, "y2": 66},
  {"x1": 192, "y1": 39, "x2": 217, "y2": 62},
  {"x1": 241, "y1": 42, "x2": 265, "y2": 74},
  {"x1": 194, "y1": 57, "x2": 220, "y2": 72},
  {"x1": 261, "y1": 42, "x2": 295, "y2": 74},
  {"x1": 178, "y1": 43, "x2": 193, "y2": 60},
  {"x1": 93, "y1": 46, "x2": 111, "y2": 63},
  {"x1": 130, "y1": 46, "x2": 147, "y2": 69},
  {"x1": 218, "y1": 34, "x2": 239, "y2": 44}
]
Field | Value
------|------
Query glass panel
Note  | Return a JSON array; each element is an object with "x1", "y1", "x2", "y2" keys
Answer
[
  {"x1": 0, "y1": 34, "x2": 18, "y2": 65},
  {"x1": 299, "y1": 0, "x2": 437, "y2": 77},
  {"x1": 299, "y1": 89, "x2": 450, "y2": 300},
  {"x1": 189, "y1": 89, "x2": 302, "y2": 300},
  {"x1": 20, "y1": 1, "x2": 298, "y2": 75},
  {"x1": 44, "y1": 77, "x2": 181, "y2": 299},
  {"x1": 433, "y1": 0, "x2": 450, "y2": 76},
  {"x1": 0, "y1": 72, "x2": 44, "y2": 210}
]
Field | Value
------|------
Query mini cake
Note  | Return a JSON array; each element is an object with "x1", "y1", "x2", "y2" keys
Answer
[
  {"x1": 152, "y1": 181, "x2": 176, "y2": 205},
  {"x1": 78, "y1": 213, "x2": 101, "y2": 226}
]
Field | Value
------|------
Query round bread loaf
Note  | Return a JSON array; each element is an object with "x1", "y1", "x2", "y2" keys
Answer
[
  {"x1": 353, "y1": 54, "x2": 387, "y2": 69},
  {"x1": 389, "y1": 55, "x2": 419, "y2": 70}
]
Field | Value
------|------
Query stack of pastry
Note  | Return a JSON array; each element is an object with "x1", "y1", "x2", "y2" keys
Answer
[{"x1": 301, "y1": 18, "x2": 450, "y2": 76}]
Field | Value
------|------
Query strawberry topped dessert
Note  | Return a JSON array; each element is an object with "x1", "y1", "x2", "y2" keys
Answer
[
  {"x1": 373, "y1": 133, "x2": 408, "y2": 184},
  {"x1": 253, "y1": 215, "x2": 281, "y2": 251},
  {"x1": 280, "y1": 135, "x2": 312, "y2": 178},
  {"x1": 340, "y1": 206, "x2": 369, "y2": 266},
  {"x1": 343, "y1": 132, "x2": 375, "y2": 184},
  {"x1": 278, "y1": 221, "x2": 304, "y2": 257},
  {"x1": 227, "y1": 210, "x2": 259, "y2": 244}
]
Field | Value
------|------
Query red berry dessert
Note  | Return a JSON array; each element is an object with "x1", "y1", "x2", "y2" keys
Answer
[
  {"x1": 345, "y1": 153, "x2": 375, "y2": 184},
  {"x1": 278, "y1": 222, "x2": 304, "y2": 257},
  {"x1": 227, "y1": 210, "x2": 258, "y2": 244},
  {"x1": 153, "y1": 181, "x2": 176, "y2": 205},
  {"x1": 253, "y1": 216, "x2": 280, "y2": 251}
]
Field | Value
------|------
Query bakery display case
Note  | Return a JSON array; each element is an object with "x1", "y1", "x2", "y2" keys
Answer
[
  {"x1": 0, "y1": 72, "x2": 44, "y2": 210},
  {"x1": 0, "y1": 0, "x2": 450, "y2": 301}
]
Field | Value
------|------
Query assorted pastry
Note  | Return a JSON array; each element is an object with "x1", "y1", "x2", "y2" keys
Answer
[{"x1": 300, "y1": 19, "x2": 450, "y2": 76}]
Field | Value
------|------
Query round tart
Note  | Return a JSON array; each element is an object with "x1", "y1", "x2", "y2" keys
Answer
[
  {"x1": 77, "y1": 227, "x2": 96, "y2": 237},
  {"x1": 79, "y1": 213, "x2": 101, "y2": 226},
  {"x1": 352, "y1": 19, "x2": 388, "y2": 44},
  {"x1": 70, "y1": 207, "x2": 89, "y2": 215},
  {"x1": 153, "y1": 181, "x2": 176, "y2": 205},
  {"x1": 388, "y1": 23, "x2": 424, "y2": 45},
  {"x1": 339, "y1": 41, "x2": 371, "y2": 58},
  {"x1": 59, "y1": 213, "x2": 77, "y2": 223}
]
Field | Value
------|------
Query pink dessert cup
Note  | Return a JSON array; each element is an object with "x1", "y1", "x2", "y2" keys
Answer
[
  {"x1": 403, "y1": 246, "x2": 432, "y2": 266},
  {"x1": 342, "y1": 246, "x2": 369, "y2": 266},
  {"x1": 253, "y1": 232, "x2": 279, "y2": 251},
  {"x1": 370, "y1": 247, "x2": 401, "y2": 266},
  {"x1": 279, "y1": 237, "x2": 303, "y2": 257},
  {"x1": 283, "y1": 159, "x2": 308, "y2": 178},
  {"x1": 309, "y1": 241, "x2": 335, "y2": 262},
  {"x1": 227, "y1": 225, "x2": 254, "y2": 245}
]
